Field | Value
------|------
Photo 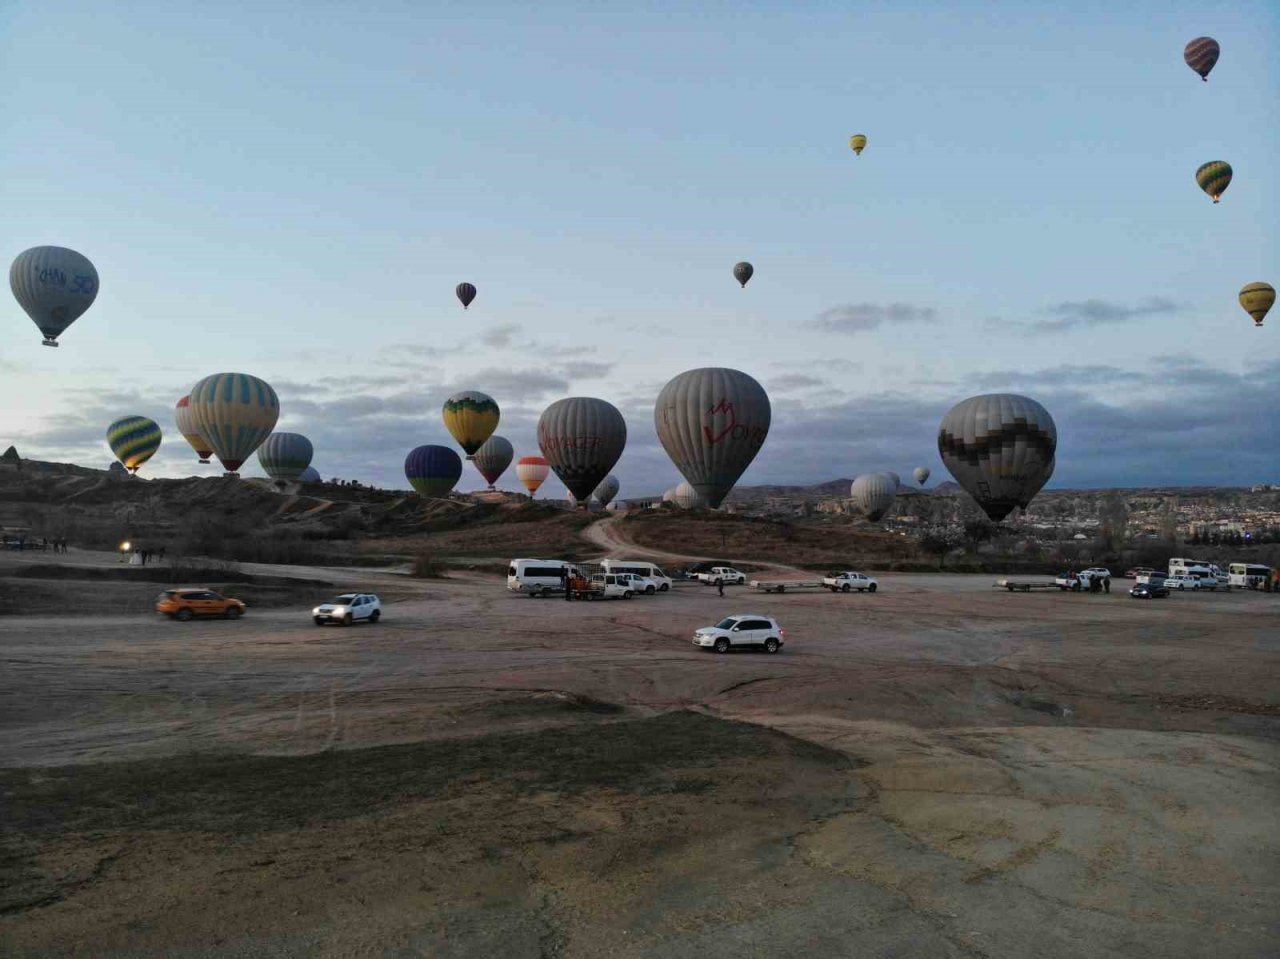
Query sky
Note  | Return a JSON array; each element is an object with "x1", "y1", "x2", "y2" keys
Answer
[{"x1": 1, "y1": 1, "x2": 1277, "y2": 498}]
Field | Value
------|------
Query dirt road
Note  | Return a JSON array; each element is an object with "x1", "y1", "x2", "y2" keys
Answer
[
  {"x1": 1, "y1": 559, "x2": 1277, "y2": 957},
  {"x1": 583, "y1": 514, "x2": 807, "y2": 575}
]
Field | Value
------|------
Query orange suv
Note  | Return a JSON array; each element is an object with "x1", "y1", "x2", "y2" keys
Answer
[{"x1": 156, "y1": 588, "x2": 246, "y2": 621}]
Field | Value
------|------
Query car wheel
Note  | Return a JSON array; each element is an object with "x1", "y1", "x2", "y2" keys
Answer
[
  {"x1": 868, "y1": 583, "x2": 877, "y2": 593},
  {"x1": 224, "y1": 607, "x2": 241, "y2": 620},
  {"x1": 646, "y1": 586, "x2": 655, "y2": 595},
  {"x1": 714, "y1": 638, "x2": 730, "y2": 654},
  {"x1": 370, "y1": 610, "x2": 380, "y2": 623},
  {"x1": 737, "y1": 577, "x2": 745, "y2": 585},
  {"x1": 764, "y1": 638, "x2": 780, "y2": 654},
  {"x1": 343, "y1": 613, "x2": 353, "y2": 626},
  {"x1": 176, "y1": 608, "x2": 193, "y2": 622},
  {"x1": 314, "y1": 617, "x2": 324, "y2": 626},
  {"x1": 659, "y1": 583, "x2": 669, "y2": 592},
  {"x1": 841, "y1": 584, "x2": 850, "y2": 593},
  {"x1": 623, "y1": 591, "x2": 633, "y2": 600}
]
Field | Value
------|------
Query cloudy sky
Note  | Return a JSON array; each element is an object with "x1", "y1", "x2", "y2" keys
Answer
[{"x1": 2, "y1": 1, "x2": 1276, "y2": 497}]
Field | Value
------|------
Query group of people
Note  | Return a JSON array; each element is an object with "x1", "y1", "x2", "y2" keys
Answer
[
  {"x1": 46, "y1": 537, "x2": 70, "y2": 554},
  {"x1": 128, "y1": 546, "x2": 166, "y2": 566}
]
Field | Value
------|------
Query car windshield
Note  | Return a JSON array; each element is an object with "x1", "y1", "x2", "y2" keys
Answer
[
  {"x1": 329, "y1": 595, "x2": 356, "y2": 604},
  {"x1": 714, "y1": 618, "x2": 738, "y2": 629}
]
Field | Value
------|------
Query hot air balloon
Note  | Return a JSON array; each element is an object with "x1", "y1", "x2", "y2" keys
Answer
[
  {"x1": 187, "y1": 373, "x2": 280, "y2": 475},
  {"x1": 849, "y1": 473, "x2": 897, "y2": 522},
  {"x1": 456, "y1": 282, "x2": 476, "y2": 309},
  {"x1": 405, "y1": 445, "x2": 462, "y2": 497},
  {"x1": 913, "y1": 466, "x2": 931, "y2": 486},
  {"x1": 443, "y1": 391, "x2": 499, "y2": 459},
  {"x1": 849, "y1": 134, "x2": 867, "y2": 155},
  {"x1": 733, "y1": 262, "x2": 754, "y2": 288},
  {"x1": 937, "y1": 393, "x2": 1057, "y2": 522},
  {"x1": 516, "y1": 455, "x2": 549, "y2": 497},
  {"x1": 106, "y1": 416, "x2": 162, "y2": 475},
  {"x1": 174, "y1": 395, "x2": 212, "y2": 463},
  {"x1": 662, "y1": 487, "x2": 677, "y2": 503},
  {"x1": 10, "y1": 246, "x2": 99, "y2": 347},
  {"x1": 654, "y1": 368, "x2": 771, "y2": 509},
  {"x1": 880, "y1": 471, "x2": 901, "y2": 490},
  {"x1": 1196, "y1": 161, "x2": 1232, "y2": 203},
  {"x1": 672, "y1": 481, "x2": 706, "y2": 510},
  {"x1": 537, "y1": 397, "x2": 627, "y2": 503},
  {"x1": 257, "y1": 432, "x2": 314, "y2": 483},
  {"x1": 472, "y1": 434, "x2": 514, "y2": 489},
  {"x1": 1239, "y1": 282, "x2": 1275, "y2": 327},
  {"x1": 593, "y1": 474, "x2": 620, "y2": 507},
  {"x1": 300, "y1": 466, "x2": 322, "y2": 483},
  {"x1": 1184, "y1": 37, "x2": 1220, "y2": 81}
]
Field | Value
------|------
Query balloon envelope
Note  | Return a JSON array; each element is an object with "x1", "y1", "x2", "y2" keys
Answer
[
  {"x1": 443, "y1": 391, "x2": 499, "y2": 457},
  {"x1": 257, "y1": 432, "x2": 314, "y2": 482},
  {"x1": 913, "y1": 466, "x2": 931, "y2": 486},
  {"x1": 473, "y1": 434, "x2": 514, "y2": 488},
  {"x1": 515, "y1": 456, "x2": 549, "y2": 496},
  {"x1": 10, "y1": 246, "x2": 99, "y2": 346},
  {"x1": 672, "y1": 481, "x2": 706, "y2": 510},
  {"x1": 849, "y1": 473, "x2": 896, "y2": 522},
  {"x1": 1239, "y1": 282, "x2": 1275, "y2": 327},
  {"x1": 405, "y1": 445, "x2": 462, "y2": 497},
  {"x1": 299, "y1": 466, "x2": 322, "y2": 483},
  {"x1": 175, "y1": 395, "x2": 212, "y2": 463},
  {"x1": 654, "y1": 367, "x2": 770, "y2": 509},
  {"x1": 188, "y1": 373, "x2": 280, "y2": 474},
  {"x1": 1183, "y1": 37, "x2": 1220, "y2": 80},
  {"x1": 733, "y1": 262, "x2": 754, "y2": 288},
  {"x1": 537, "y1": 397, "x2": 627, "y2": 502},
  {"x1": 593, "y1": 474, "x2": 620, "y2": 506},
  {"x1": 1195, "y1": 161, "x2": 1231, "y2": 202},
  {"x1": 849, "y1": 134, "x2": 867, "y2": 155},
  {"x1": 456, "y1": 282, "x2": 476, "y2": 309},
  {"x1": 107, "y1": 416, "x2": 162, "y2": 474},
  {"x1": 937, "y1": 393, "x2": 1057, "y2": 522}
]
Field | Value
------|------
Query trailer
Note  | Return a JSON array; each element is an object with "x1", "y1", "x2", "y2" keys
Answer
[
  {"x1": 995, "y1": 579, "x2": 1062, "y2": 592},
  {"x1": 748, "y1": 579, "x2": 826, "y2": 593}
]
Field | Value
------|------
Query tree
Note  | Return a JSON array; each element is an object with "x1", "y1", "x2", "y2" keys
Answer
[{"x1": 920, "y1": 527, "x2": 964, "y2": 568}]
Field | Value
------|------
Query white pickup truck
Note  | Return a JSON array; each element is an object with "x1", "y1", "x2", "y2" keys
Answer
[
  {"x1": 822, "y1": 571, "x2": 878, "y2": 593},
  {"x1": 697, "y1": 567, "x2": 747, "y2": 586}
]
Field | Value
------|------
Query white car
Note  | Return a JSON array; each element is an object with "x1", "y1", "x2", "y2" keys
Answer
[
  {"x1": 1163, "y1": 575, "x2": 1200, "y2": 591},
  {"x1": 693, "y1": 614, "x2": 785, "y2": 654},
  {"x1": 1081, "y1": 567, "x2": 1113, "y2": 579},
  {"x1": 613, "y1": 572, "x2": 658, "y2": 595},
  {"x1": 599, "y1": 560, "x2": 672, "y2": 592},
  {"x1": 313, "y1": 592, "x2": 382, "y2": 625},
  {"x1": 823, "y1": 571, "x2": 879, "y2": 593},
  {"x1": 696, "y1": 566, "x2": 747, "y2": 586}
]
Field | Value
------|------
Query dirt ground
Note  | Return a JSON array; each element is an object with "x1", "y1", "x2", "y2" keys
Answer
[{"x1": 0, "y1": 540, "x2": 1277, "y2": 958}]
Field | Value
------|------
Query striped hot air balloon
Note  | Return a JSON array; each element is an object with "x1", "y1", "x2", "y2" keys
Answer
[
  {"x1": 537, "y1": 397, "x2": 627, "y2": 503},
  {"x1": 1239, "y1": 282, "x2": 1275, "y2": 327},
  {"x1": 187, "y1": 373, "x2": 280, "y2": 475},
  {"x1": 106, "y1": 416, "x2": 162, "y2": 474},
  {"x1": 1195, "y1": 161, "x2": 1232, "y2": 203},
  {"x1": 593, "y1": 474, "x2": 620, "y2": 507},
  {"x1": 174, "y1": 395, "x2": 212, "y2": 463},
  {"x1": 405, "y1": 445, "x2": 462, "y2": 497},
  {"x1": 515, "y1": 455, "x2": 549, "y2": 496},
  {"x1": 849, "y1": 134, "x2": 867, "y2": 155},
  {"x1": 849, "y1": 473, "x2": 896, "y2": 522},
  {"x1": 472, "y1": 435, "x2": 513, "y2": 489},
  {"x1": 257, "y1": 432, "x2": 314, "y2": 482},
  {"x1": 443, "y1": 391, "x2": 499, "y2": 459},
  {"x1": 456, "y1": 282, "x2": 477, "y2": 309},
  {"x1": 1183, "y1": 37, "x2": 1220, "y2": 81}
]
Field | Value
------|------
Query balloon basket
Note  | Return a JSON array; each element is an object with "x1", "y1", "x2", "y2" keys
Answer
[{"x1": 41, "y1": 338, "x2": 59, "y2": 348}]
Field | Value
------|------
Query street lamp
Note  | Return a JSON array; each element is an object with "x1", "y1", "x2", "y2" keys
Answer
[{"x1": 119, "y1": 540, "x2": 131, "y2": 563}]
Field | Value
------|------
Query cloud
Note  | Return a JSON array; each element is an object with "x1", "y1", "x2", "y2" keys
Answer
[
  {"x1": 1032, "y1": 297, "x2": 1183, "y2": 332},
  {"x1": 806, "y1": 302, "x2": 937, "y2": 334},
  {"x1": 768, "y1": 373, "x2": 827, "y2": 391},
  {"x1": 480, "y1": 323, "x2": 521, "y2": 348},
  {"x1": 558, "y1": 360, "x2": 614, "y2": 381}
]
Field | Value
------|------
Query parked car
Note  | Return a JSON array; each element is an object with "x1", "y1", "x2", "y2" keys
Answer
[
  {"x1": 822, "y1": 571, "x2": 878, "y2": 593},
  {"x1": 156, "y1": 588, "x2": 246, "y2": 621},
  {"x1": 1130, "y1": 583, "x2": 1170, "y2": 599},
  {"x1": 1163, "y1": 575, "x2": 1200, "y2": 591},
  {"x1": 1081, "y1": 567, "x2": 1113, "y2": 580},
  {"x1": 313, "y1": 592, "x2": 382, "y2": 625},
  {"x1": 692, "y1": 614, "x2": 785, "y2": 654},
  {"x1": 1136, "y1": 570, "x2": 1167, "y2": 585},
  {"x1": 1054, "y1": 572, "x2": 1084, "y2": 591},
  {"x1": 599, "y1": 560, "x2": 672, "y2": 592},
  {"x1": 685, "y1": 560, "x2": 733, "y2": 576},
  {"x1": 1124, "y1": 566, "x2": 1157, "y2": 579},
  {"x1": 696, "y1": 566, "x2": 747, "y2": 586},
  {"x1": 612, "y1": 571, "x2": 657, "y2": 595}
]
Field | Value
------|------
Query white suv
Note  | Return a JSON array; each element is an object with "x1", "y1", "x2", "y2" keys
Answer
[
  {"x1": 1163, "y1": 575, "x2": 1199, "y2": 591},
  {"x1": 614, "y1": 572, "x2": 657, "y2": 595},
  {"x1": 693, "y1": 614, "x2": 785, "y2": 654},
  {"x1": 313, "y1": 592, "x2": 382, "y2": 625}
]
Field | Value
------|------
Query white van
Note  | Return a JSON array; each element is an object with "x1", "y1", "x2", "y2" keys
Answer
[
  {"x1": 599, "y1": 559, "x2": 673, "y2": 592},
  {"x1": 507, "y1": 558, "x2": 578, "y2": 597}
]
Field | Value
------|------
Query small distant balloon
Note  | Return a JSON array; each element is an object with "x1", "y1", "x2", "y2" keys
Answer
[
  {"x1": 913, "y1": 466, "x2": 930, "y2": 486},
  {"x1": 849, "y1": 473, "x2": 896, "y2": 522},
  {"x1": 174, "y1": 395, "x2": 212, "y2": 464},
  {"x1": 299, "y1": 466, "x2": 322, "y2": 483},
  {"x1": 1195, "y1": 161, "x2": 1231, "y2": 203},
  {"x1": 593, "y1": 474, "x2": 620, "y2": 507},
  {"x1": 456, "y1": 282, "x2": 477, "y2": 310},
  {"x1": 472, "y1": 434, "x2": 514, "y2": 489},
  {"x1": 257, "y1": 432, "x2": 314, "y2": 483},
  {"x1": 733, "y1": 262, "x2": 754, "y2": 288},
  {"x1": 1239, "y1": 282, "x2": 1275, "y2": 327},
  {"x1": 1183, "y1": 37, "x2": 1220, "y2": 81},
  {"x1": 106, "y1": 416, "x2": 162, "y2": 475},
  {"x1": 672, "y1": 481, "x2": 706, "y2": 510},
  {"x1": 516, "y1": 455, "x2": 549, "y2": 497},
  {"x1": 849, "y1": 134, "x2": 867, "y2": 155},
  {"x1": 10, "y1": 246, "x2": 99, "y2": 347}
]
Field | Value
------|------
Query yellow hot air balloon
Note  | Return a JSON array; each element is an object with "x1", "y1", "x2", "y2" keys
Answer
[
  {"x1": 442, "y1": 391, "x2": 499, "y2": 459},
  {"x1": 1239, "y1": 282, "x2": 1275, "y2": 327},
  {"x1": 849, "y1": 134, "x2": 867, "y2": 156}
]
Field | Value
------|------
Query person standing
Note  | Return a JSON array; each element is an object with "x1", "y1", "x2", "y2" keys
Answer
[
  {"x1": 716, "y1": 577, "x2": 725, "y2": 598},
  {"x1": 562, "y1": 566, "x2": 572, "y2": 602},
  {"x1": 1103, "y1": 576, "x2": 1111, "y2": 594}
]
